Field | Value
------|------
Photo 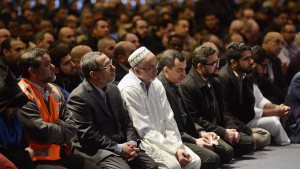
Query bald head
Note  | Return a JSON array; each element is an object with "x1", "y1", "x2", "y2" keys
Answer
[
  {"x1": 263, "y1": 32, "x2": 284, "y2": 56},
  {"x1": 70, "y1": 45, "x2": 92, "y2": 69},
  {"x1": 229, "y1": 19, "x2": 243, "y2": 34},
  {"x1": 0, "y1": 28, "x2": 11, "y2": 45},
  {"x1": 58, "y1": 27, "x2": 76, "y2": 44},
  {"x1": 114, "y1": 41, "x2": 136, "y2": 68}
]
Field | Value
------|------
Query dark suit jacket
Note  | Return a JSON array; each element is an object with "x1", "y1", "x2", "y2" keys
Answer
[
  {"x1": 114, "y1": 62, "x2": 129, "y2": 83},
  {"x1": 157, "y1": 72, "x2": 204, "y2": 144},
  {"x1": 67, "y1": 79, "x2": 138, "y2": 160},
  {"x1": 179, "y1": 67, "x2": 227, "y2": 138},
  {"x1": 284, "y1": 72, "x2": 300, "y2": 143},
  {"x1": 218, "y1": 63, "x2": 253, "y2": 135}
]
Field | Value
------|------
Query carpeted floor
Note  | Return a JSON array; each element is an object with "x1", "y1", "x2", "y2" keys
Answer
[{"x1": 220, "y1": 144, "x2": 300, "y2": 169}]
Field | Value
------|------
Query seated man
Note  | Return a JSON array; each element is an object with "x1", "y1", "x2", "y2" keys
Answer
[
  {"x1": 251, "y1": 45, "x2": 290, "y2": 145},
  {"x1": 49, "y1": 43, "x2": 81, "y2": 96},
  {"x1": 67, "y1": 51, "x2": 157, "y2": 169},
  {"x1": 158, "y1": 49, "x2": 234, "y2": 169},
  {"x1": 0, "y1": 55, "x2": 32, "y2": 169},
  {"x1": 180, "y1": 44, "x2": 254, "y2": 157},
  {"x1": 219, "y1": 42, "x2": 272, "y2": 149},
  {"x1": 251, "y1": 83, "x2": 290, "y2": 145},
  {"x1": 284, "y1": 71, "x2": 300, "y2": 143},
  {"x1": 17, "y1": 48, "x2": 96, "y2": 169},
  {"x1": 118, "y1": 46, "x2": 201, "y2": 169}
]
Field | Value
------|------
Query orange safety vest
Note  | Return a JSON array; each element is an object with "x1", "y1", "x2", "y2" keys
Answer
[{"x1": 18, "y1": 78, "x2": 62, "y2": 161}]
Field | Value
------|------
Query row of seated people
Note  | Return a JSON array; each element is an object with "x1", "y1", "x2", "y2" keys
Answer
[{"x1": 1, "y1": 40, "x2": 296, "y2": 169}]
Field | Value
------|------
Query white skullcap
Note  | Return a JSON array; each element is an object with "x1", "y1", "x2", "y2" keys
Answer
[{"x1": 128, "y1": 46, "x2": 151, "y2": 67}]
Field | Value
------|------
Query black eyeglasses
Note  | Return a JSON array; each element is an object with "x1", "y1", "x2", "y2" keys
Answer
[
  {"x1": 93, "y1": 59, "x2": 114, "y2": 71},
  {"x1": 204, "y1": 58, "x2": 220, "y2": 67}
]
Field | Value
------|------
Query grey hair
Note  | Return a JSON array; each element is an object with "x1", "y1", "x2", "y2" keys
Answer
[
  {"x1": 158, "y1": 49, "x2": 185, "y2": 70},
  {"x1": 80, "y1": 51, "x2": 102, "y2": 79},
  {"x1": 192, "y1": 46, "x2": 216, "y2": 68}
]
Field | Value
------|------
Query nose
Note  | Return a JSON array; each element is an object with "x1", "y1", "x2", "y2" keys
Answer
[{"x1": 51, "y1": 64, "x2": 55, "y2": 69}]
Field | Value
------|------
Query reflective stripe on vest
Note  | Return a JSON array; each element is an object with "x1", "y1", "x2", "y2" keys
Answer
[{"x1": 19, "y1": 79, "x2": 62, "y2": 161}]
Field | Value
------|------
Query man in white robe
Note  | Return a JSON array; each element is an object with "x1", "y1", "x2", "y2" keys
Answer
[
  {"x1": 118, "y1": 46, "x2": 201, "y2": 169},
  {"x1": 248, "y1": 84, "x2": 291, "y2": 145}
]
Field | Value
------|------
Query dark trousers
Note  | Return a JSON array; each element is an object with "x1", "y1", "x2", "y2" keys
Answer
[
  {"x1": 98, "y1": 150, "x2": 158, "y2": 169},
  {"x1": 231, "y1": 132, "x2": 255, "y2": 157},
  {"x1": 213, "y1": 139, "x2": 234, "y2": 164},
  {"x1": 184, "y1": 142, "x2": 220, "y2": 169}
]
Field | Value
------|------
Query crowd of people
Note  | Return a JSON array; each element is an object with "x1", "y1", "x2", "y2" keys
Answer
[{"x1": 1, "y1": 0, "x2": 300, "y2": 168}]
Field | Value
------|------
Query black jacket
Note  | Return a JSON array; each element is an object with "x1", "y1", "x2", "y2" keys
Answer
[
  {"x1": 218, "y1": 63, "x2": 253, "y2": 135},
  {"x1": 179, "y1": 67, "x2": 227, "y2": 138},
  {"x1": 157, "y1": 72, "x2": 204, "y2": 144}
]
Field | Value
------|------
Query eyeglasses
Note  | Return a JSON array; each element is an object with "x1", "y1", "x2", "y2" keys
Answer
[
  {"x1": 204, "y1": 58, "x2": 220, "y2": 67},
  {"x1": 93, "y1": 59, "x2": 114, "y2": 71},
  {"x1": 137, "y1": 64, "x2": 158, "y2": 71}
]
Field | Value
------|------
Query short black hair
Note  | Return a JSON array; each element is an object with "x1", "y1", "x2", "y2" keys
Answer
[
  {"x1": 251, "y1": 45, "x2": 270, "y2": 64},
  {"x1": 48, "y1": 42, "x2": 70, "y2": 68},
  {"x1": 226, "y1": 41, "x2": 251, "y2": 64}
]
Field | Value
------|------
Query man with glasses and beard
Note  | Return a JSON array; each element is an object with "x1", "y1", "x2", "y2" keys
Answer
[{"x1": 180, "y1": 43, "x2": 255, "y2": 158}]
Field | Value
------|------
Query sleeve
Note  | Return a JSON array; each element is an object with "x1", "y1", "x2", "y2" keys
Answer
[
  {"x1": 116, "y1": 89, "x2": 139, "y2": 143},
  {"x1": 121, "y1": 87, "x2": 183, "y2": 155},
  {"x1": 20, "y1": 99, "x2": 73, "y2": 144},
  {"x1": 67, "y1": 94, "x2": 118, "y2": 152},
  {"x1": 287, "y1": 74, "x2": 300, "y2": 122},
  {"x1": 253, "y1": 84, "x2": 271, "y2": 119}
]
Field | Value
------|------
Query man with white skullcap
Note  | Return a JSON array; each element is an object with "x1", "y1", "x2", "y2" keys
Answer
[{"x1": 118, "y1": 46, "x2": 201, "y2": 169}]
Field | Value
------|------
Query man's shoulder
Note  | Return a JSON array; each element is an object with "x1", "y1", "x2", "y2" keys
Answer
[{"x1": 68, "y1": 82, "x2": 87, "y2": 98}]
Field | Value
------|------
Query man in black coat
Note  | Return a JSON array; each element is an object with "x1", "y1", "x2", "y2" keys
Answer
[
  {"x1": 219, "y1": 42, "x2": 271, "y2": 150},
  {"x1": 180, "y1": 43, "x2": 255, "y2": 157},
  {"x1": 158, "y1": 49, "x2": 234, "y2": 169},
  {"x1": 67, "y1": 51, "x2": 157, "y2": 169}
]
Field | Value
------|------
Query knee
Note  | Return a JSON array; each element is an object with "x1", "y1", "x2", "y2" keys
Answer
[
  {"x1": 192, "y1": 155, "x2": 202, "y2": 169},
  {"x1": 201, "y1": 152, "x2": 220, "y2": 169},
  {"x1": 221, "y1": 146, "x2": 234, "y2": 164},
  {"x1": 253, "y1": 130, "x2": 271, "y2": 150}
]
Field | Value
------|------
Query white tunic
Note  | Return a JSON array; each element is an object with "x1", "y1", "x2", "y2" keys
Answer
[
  {"x1": 118, "y1": 70, "x2": 201, "y2": 169},
  {"x1": 247, "y1": 84, "x2": 290, "y2": 145}
]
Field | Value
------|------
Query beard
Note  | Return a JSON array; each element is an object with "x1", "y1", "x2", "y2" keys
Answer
[
  {"x1": 203, "y1": 69, "x2": 219, "y2": 79},
  {"x1": 239, "y1": 66, "x2": 253, "y2": 74},
  {"x1": 42, "y1": 75, "x2": 56, "y2": 83}
]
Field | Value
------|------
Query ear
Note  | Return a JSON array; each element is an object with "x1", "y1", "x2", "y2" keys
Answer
[
  {"x1": 162, "y1": 66, "x2": 169, "y2": 73},
  {"x1": 230, "y1": 59, "x2": 237, "y2": 68},
  {"x1": 89, "y1": 71, "x2": 96, "y2": 79},
  {"x1": 132, "y1": 67, "x2": 140, "y2": 75},
  {"x1": 54, "y1": 67, "x2": 60, "y2": 74},
  {"x1": 196, "y1": 63, "x2": 203, "y2": 73},
  {"x1": 118, "y1": 55, "x2": 125, "y2": 63},
  {"x1": 3, "y1": 48, "x2": 9, "y2": 56},
  {"x1": 28, "y1": 67, "x2": 37, "y2": 77}
]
